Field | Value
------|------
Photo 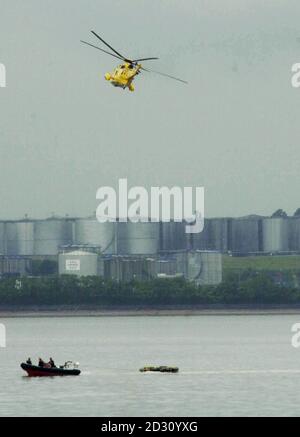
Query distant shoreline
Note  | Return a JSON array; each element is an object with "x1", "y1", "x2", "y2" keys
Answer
[{"x1": 1, "y1": 304, "x2": 300, "y2": 317}]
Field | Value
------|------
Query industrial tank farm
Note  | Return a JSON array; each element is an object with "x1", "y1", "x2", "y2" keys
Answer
[
  {"x1": 6, "y1": 221, "x2": 35, "y2": 256},
  {"x1": 0, "y1": 214, "x2": 299, "y2": 284},
  {"x1": 34, "y1": 219, "x2": 73, "y2": 256},
  {"x1": 74, "y1": 219, "x2": 116, "y2": 254},
  {"x1": 59, "y1": 250, "x2": 98, "y2": 276},
  {"x1": 0, "y1": 222, "x2": 5, "y2": 255},
  {"x1": 0, "y1": 214, "x2": 299, "y2": 260},
  {"x1": 262, "y1": 218, "x2": 289, "y2": 253},
  {"x1": 288, "y1": 218, "x2": 300, "y2": 252},
  {"x1": 198, "y1": 251, "x2": 223, "y2": 285},
  {"x1": 160, "y1": 221, "x2": 186, "y2": 252},
  {"x1": 189, "y1": 218, "x2": 229, "y2": 252},
  {"x1": 171, "y1": 251, "x2": 222, "y2": 286},
  {"x1": 230, "y1": 218, "x2": 262, "y2": 254},
  {"x1": 117, "y1": 221, "x2": 160, "y2": 255}
]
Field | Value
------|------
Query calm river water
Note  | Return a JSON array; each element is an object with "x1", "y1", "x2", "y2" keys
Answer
[{"x1": 1, "y1": 314, "x2": 300, "y2": 416}]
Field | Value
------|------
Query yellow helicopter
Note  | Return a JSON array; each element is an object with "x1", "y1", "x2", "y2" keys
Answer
[{"x1": 81, "y1": 31, "x2": 187, "y2": 92}]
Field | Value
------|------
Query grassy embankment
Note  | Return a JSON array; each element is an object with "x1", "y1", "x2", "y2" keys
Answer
[{"x1": 223, "y1": 254, "x2": 300, "y2": 273}]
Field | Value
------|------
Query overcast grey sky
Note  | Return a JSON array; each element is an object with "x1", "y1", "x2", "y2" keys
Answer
[{"x1": 0, "y1": 0, "x2": 299, "y2": 219}]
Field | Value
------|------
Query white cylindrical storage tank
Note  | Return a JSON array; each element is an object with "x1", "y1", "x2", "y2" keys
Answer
[
  {"x1": 6, "y1": 221, "x2": 35, "y2": 256},
  {"x1": 0, "y1": 222, "x2": 5, "y2": 255},
  {"x1": 174, "y1": 251, "x2": 222, "y2": 285},
  {"x1": 188, "y1": 218, "x2": 209, "y2": 250},
  {"x1": 5, "y1": 222, "x2": 17, "y2": 255},
  {"x1": 160, "y1": 222, "x2": 175, "y2": 251},
  {"x1": 190, "y1": 218, "x2": 229, "y2": 252},
  {"x1": 117, "y1": 221, "x2": 159, "y2": 255},
  {"x1": 230, "y1": 218, "x2": 262, "y2": 253},
  {"x1": 59, "y1": 250, "x2": 98, "y2": 276},
  {"x1": 262, "y1": 218, "x2": 289, "y2": 253},
  {"x1": 34, "y1": 219, "x2": 73, "y2": 256},
  {"x1": 210, "y1": 219, "x2": 229, "y2": 252},
  {"x1": 288, "y1": 218, "x2": 300, "y2": 252},
  {"x1": 197, "y1": 251, "x2": 222, "y2": 285},
  {"x1": 75, "y1": 219, "x2": 116, "y2": 254},
  {"x1": 160, "y1": 221, "x2": 186, "y2": 251}
]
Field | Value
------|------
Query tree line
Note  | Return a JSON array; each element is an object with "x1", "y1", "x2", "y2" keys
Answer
[{"x1": 0, "y1": 269, "x2": 299, "y2": 306}]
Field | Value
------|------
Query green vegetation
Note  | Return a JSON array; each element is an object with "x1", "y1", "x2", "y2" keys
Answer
[
  {"x1": 223, "y1": 255, "x2": 300, "y2": 273},
  {"x1": 31, "y1": 259, "x2": 58, "y2": 276},
  {"x1": 0, "y1": 255, "x2": 299, "y2": 306},
  {"x1": 0, "y1": 270, "x2": 300, "y2": 306}
]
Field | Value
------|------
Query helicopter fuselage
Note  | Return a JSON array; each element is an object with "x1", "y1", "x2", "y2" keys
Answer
[
  {"x1": 81, "y1": 31, "x2": 187, "y2": 91},
  {"x1": 104, "y1": 62, "x2": 141, "y2": 91}
]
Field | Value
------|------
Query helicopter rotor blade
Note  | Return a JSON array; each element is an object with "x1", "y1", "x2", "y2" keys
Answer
[
  {"x1": 91, "y1": 31, "x2": 129, "y2": 61},
  {"x1": 80, "y1": 40, "x2": 124, "y2": 61},
  {"x1": 141, "y1": 67, "x2": 188, "y2": 84},
  {"x1": 132, "y1": 57, "x2": 159, "y2": 63}
]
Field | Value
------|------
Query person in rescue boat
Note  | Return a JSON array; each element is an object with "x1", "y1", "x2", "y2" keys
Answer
[
  {"x1": 38, "y1": 358, "x2": 45, "y2": 367},
  {"x1": 49, "y1": 358, "x2": 56, "y2": 368}
]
